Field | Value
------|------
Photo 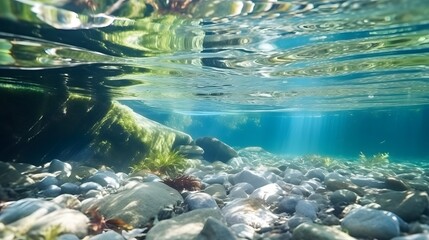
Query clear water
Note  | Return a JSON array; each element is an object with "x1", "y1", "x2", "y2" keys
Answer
[{"x1": 1, "y1": 0, "x2": 429, "y2": 160}]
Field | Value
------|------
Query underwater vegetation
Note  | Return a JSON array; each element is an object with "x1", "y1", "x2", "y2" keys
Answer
[
  {"x1": 130, "y1": 150, "x2": 188, "y2": 177},
  {"x1": 359, "y1": 152, "x2": 390, "y2": 166},
  {"x1": 162, "y1": 175, "x2": 202, "y2": 192},
  {"x1": 86, "y1": 207, "x2": 132, "y2": 235},
  {"x1": 301, "y1": 154, "x2": 338, "y2": 168}
]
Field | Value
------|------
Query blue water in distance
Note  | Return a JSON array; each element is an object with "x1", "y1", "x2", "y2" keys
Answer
[{"x1": 125, "y1": 101, "x2": 429, "y2": 160}]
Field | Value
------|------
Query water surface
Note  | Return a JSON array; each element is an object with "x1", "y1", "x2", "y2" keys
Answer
[{"x1": 1, "y1": 0, "x2": 429, "y2": 159}]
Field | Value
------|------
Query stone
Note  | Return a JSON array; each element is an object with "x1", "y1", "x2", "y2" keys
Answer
[
  {"x1": 79, "y1": 182, "x2": 103, "y2": 193},
  {"x1": 277, "y1": 195, "x2": 302, "y2": 214},
  {"x1": 82, "y1": 181, "x2": 183, "y2": 227},
  {"x1": 230, "y1": 223, "x2": 255, "y2": 239},
  {"x1": 38, "y1": 176, "x2": 59, "y2": 190},
  {"x1": 176, "y1": 145, "x2": 204, "y2": 158},
  {"x1": 392, "y1": 233, "x2": 429, "y2": 240},
  {"x1": 230, "y1": 182, "x2": 255, "y2": 195},
  {"x1": 52, "y1": 194, "x2": 81, "y2": 209},
  {"x1": 0, "y1": 198, "x2": 88, "y2": 238},
  {"x1": 350, "y1": 176, "x2": 386, "y2": 188},
  {"x1": 195, "y1": 137, "x2": 238, "y2": 163},
  {"x1": 222, "y1": 198, "x2": 277, "y2": 228},
  {"x1": 86, "y1": 171, "x2": 120, "y2": 189},
  {"x1": 228, "y1": 188, "x2": 248, "y2": 199},
  {"x1": 185, "y1": 192, "x2": 219, "y2": 210},
  {"x1": 0, "y1": 198, "x2": 61, "y2": 225},
  {"x1": 249, "y1": 183, "x2": 284, "y2": 205},
  {"x1": 0, "y1": 161, "x2": 35, "y2": 187},
  {"x1": 324, "y1": 175, "x2": 364, "y2": 196},
  {"x1": 329, "y1": 189, "x2": 358, "y2": 205},
  {"x1": 57, "y1": 234, "x2": 80, "y2": 240},
  {"x1": 232, "y1": 170, "x2": 270, "y2": 189},
  {"x1": 305, "y1": 168, "x2": 327, "y2": 181},
  {"x1": 40, "y1": 185, "x2": 61, "y2": 197},
  {"x1": 341, "y1": 208, "x2": 401, "y2": 240},
  {"x1": 89, "y1": 230, "x2": 125, "y2": 240},
  {"x1": 293, "y1": 222, "x2": 356, "y2": 240},
  {"x1": 60, "y1": 183, "x2": 80, "y2": 195},
  {"x1": 204, "y1": 184, "x2": 227, "y2": 199},
  {"x1": 288, "y1": 216, "x2": 313, "y2": 230},
  {"x1": 195, "y1": 217, "x2": 236, "y2": 240},
  {"x1": 202, "y1": 174, "x2": 228, "y2": 185},
  {"x1": 146, "y1": 209, "x2": 224, "y2": 240},
  {"x1": 48, "y1": 159, "x2": 72, "y2": 177},
  {"x1": 283, "y1": 168, "x2": 305, "y2": 185},
  {"x1": 374, "y1": 191, "x2": 429, "y2": 222},
  {"x1": 295, "y1": 200, "x2": 318, "y2": 221},
  {"x1": 27, "y1": 209, "x2": 89, "y2": 238},
  {"x1": 385, "y1": 177, "x2": 409, "y2": 191}
]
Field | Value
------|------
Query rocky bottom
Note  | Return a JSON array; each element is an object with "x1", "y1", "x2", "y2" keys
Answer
[{"x1": 1, "y1": 147, "x2": 429, "y2": 240}]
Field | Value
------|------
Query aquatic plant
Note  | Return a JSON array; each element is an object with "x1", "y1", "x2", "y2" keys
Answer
[
  {"x1": 86, "y1": 208, "x2": 132, "y2": 234},
  {"x1": 130, "y1": 150, "x2": 188, "y2": 177},
  {"x1": 162, "y1": 175, "x2": 202, "y2": 192},
  {"x1": 302, "y1": 154, "x2": 336, "y2": 168},
  {"x1": 359, "y1": 152, "x2": 389, "y2": 166}
]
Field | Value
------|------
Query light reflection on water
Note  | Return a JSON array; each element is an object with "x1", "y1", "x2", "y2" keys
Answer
[{"x1": 0, "y1": 0, "x2": 429, "y2": 113}]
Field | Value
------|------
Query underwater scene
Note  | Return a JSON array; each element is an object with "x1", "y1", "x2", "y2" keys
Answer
[{"x1": 1, "y1": 0, "x2": 429, "y2": 239}]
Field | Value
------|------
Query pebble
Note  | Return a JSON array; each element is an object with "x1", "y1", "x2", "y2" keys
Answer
[
  {"x1": 38, "y1": 176, "x2": 59, "y2": 190},
  {"x1": 60, "y1": 183, "x2": 80, "y2": 195},
  {"x1": 277, "y1": 195, "x2": 302, "y2": 214},
  {"x1": 79, "y1": 182, "x2": 103, "y2": 193},
  {"x1": 305, "y1": 168, "x2": 327, "y2": 181},
  {"x1": 86, "y1": 171, "x2": 120, "y2": 189},
  {"x1": 283, "y1": 168, "x2": 305, "y2": 185},
  {"x1": 204, "y1": 184, "x2": 227, "y2": 199},
  {"x1": 185, "y1": 192, "x2": 219, "y2": 210},
  {"x1": 293, "y1": 222, "x2": 356, "y2": 240},
  {"x1": 230, "y1": 223, "x2": 255, "y2": 239},
  {"x1": 196, "y1": 217, "x2": 236, "y2": 240},
  {"x1": 374, "y1": 191, "x2": 429, "y2": 222},
  {"x1": 48, "y1": 159, "x2": 72, "y2": 178},
  {"x1": 232, "y1": 170, "x2": 270, "y2": 189},
  {"x1": 342, "y1": 207, "x2": 401, "y2": 240},
  {"x1": 222, "y1": 198, "x2": 277, "y2": 228},
  {"x1": 40, "y1": 185, "x2": 62, "y2": 197},
  {"x1": 89, "y1": 230, "x2": 125, "y2": 240},
  {"x1": 329, "y1": 189, "x2": 358, "y2": 205},
  {"x1": 295, "y1": 200, "x2": 318, "y2": 221},
  {"x1": 249, "y1": 183, "x2": 284, "y2": 204}
]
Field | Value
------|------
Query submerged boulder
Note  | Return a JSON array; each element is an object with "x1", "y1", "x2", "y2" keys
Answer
[
  {"x1": 195, "y1": 137, "x2": 238, "y2": 163},
  {"x1": 0, "y1": 76, "x2": 192, "y2": 170}
]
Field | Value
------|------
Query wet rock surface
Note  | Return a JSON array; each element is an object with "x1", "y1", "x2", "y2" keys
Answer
[{"x1": 1, "y1": 149, "x2": 429, "y2": 239}]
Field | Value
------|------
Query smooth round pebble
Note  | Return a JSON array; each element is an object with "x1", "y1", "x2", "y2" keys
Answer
[
  {"x1": 61, "y1": 183, "x2": 80, "y2": 195},
  {"x1": 38, "y1": 176, "x2": 59, "y2": 190},
  {"x1": 41, "y1": 185, "x2": 61, "y2": 197},
  {"x1": 80, "y1": 182, "x2": 103, "y2": 194},
  {"x1": 185, "y1": 192, "x2": 219, "y2": 210}
]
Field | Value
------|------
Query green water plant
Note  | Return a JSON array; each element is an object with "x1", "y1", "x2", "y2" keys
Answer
[
  {"x1": 131, "y1": 150, "x2": 188, "y2": 177},
  {"x1": 359, "y1": 152, "x2": 389, "y2": 166}
]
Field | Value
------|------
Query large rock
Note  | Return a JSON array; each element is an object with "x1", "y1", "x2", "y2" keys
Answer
[
  {"x1": 146, "y1": 209, "x2": 224, "y2": 240},
  {"x1": 374, "y1": 191, "x2": 429, "y2": 221},
  {"x1": 196, "y1": 217, "x2": 236, "y2": 240},
  {"x1": 0, "y1": 198, "x2": 88, "y2": 237},
  {"x1": 293, "y1": 222, "x2": 356, "y2": 240},
  {"x1": 232, "y1": 170, "x2": 270, "y2": 189},
  {"x1": 0, "y1": 84, "x2": 192, "y2": 170},
  {"x1": 341, "y1": 208, "x2": 401, "y2": 240},
  {"x1": 82, "y1": 181, "x2": 183, "y2": 227},
  {"x1": 195, "y1": 137, "x2": 238, "y2": 163},
  {"x1": 0, "y1": 161, "x2": 35, "y2": 188}
]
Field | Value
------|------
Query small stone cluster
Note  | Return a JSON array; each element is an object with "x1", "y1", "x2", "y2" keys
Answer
[{"x1": 1, "y1": 148, "x2": 429, "y2": 240}]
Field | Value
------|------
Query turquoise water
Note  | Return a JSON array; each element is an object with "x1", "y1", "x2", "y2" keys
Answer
[{"x1": 1, "y1": 0, "x2": 429, "y2": 161}]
